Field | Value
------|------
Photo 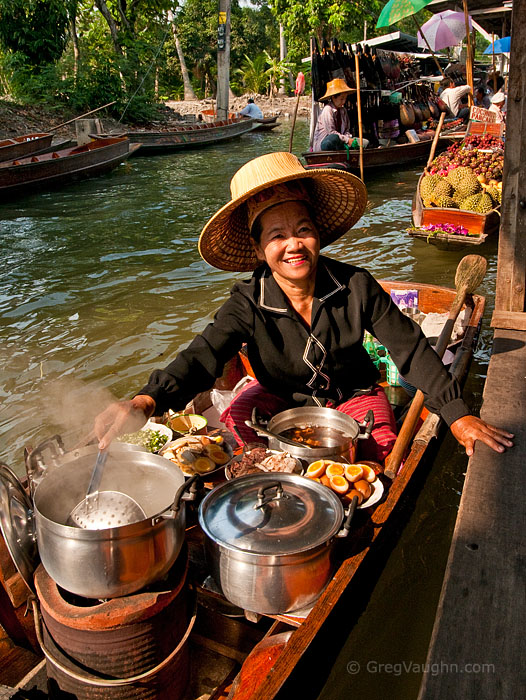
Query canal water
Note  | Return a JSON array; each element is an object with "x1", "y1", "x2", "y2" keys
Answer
[{"x1": 0, "y1": 120, "x2": 498, "y2": 698}]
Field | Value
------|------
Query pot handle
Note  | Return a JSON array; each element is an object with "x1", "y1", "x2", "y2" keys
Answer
[
  {"x1": 254, "y1": 481, "x2": 284, "y2": 510},
  {"x1": 357, "y1": 409, "x2": 375, "y2": 440},
  {"x1": 336, "y1": 495, "x2": 359, "y2": 538},
  {"x1": 171, "y1": 473, "x2": 201, "y2": 515}
]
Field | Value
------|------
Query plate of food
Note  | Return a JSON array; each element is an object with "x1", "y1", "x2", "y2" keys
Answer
[
  {"x1": 159, "y1": 434, "x2": 233, "y2": 477},
  {"x1": 116, "y1": 420, "x2": 173, "y2": 453},
  {"x1": 303, "y1": 459, "x2": 384, "y2": 510},
  {"x1": 225, "y1": 444, "x2": 303, "y2": 480}
]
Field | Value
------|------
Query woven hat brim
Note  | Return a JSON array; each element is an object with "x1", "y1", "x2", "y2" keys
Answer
[{"x1": 199, "y1": 168, "x2": 368, "y2": 272}]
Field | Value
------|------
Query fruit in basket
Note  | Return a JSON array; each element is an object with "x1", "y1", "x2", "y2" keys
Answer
[{"x1": 434, "y1": 195, "x2": 457, "y2": 208}]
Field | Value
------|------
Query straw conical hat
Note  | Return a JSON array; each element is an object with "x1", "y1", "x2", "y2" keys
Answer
[
  {"x1": 198, "y1": 152, "x2": 367, "y2": 271},
  {"x1": 319, "y1": 79, "x2": 355, "y2": 102}
]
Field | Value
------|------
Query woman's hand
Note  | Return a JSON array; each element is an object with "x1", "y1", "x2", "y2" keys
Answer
[
  {"x1": 94, "y1": 394, "x2": 156, "y2": 450},
  {"x1": 450, "y1": 415, "x2": 514, "y2": 456}
]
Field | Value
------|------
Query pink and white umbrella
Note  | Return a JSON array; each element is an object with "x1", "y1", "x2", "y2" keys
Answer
[{"x1": 417, "y1": 10, "x2": 472, "y2": 52}]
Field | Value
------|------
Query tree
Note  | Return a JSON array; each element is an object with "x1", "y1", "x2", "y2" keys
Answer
[
  {"x1": 167, "y1": 8, "x2": 197, "y2": 100},
  {"x1": 0, "y1": 0, "x2": 69, "y2": 65},
  {"x1": 268, "y1": 0, "x2": 382, "y2": 62}
]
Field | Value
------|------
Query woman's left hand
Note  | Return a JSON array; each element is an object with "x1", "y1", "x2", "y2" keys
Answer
[{"x1": 450, "y1": 415, "x2": 514, "y2": 456}]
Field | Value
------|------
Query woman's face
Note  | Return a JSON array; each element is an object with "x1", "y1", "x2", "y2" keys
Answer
[
  {"x1": 253, "y1": 201, "x2": 320, "y2": 285},
  {"x1": 331, "y1": 93, "x2": 347, "y2": 109}
]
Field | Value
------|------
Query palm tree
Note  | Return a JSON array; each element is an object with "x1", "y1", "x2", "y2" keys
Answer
[{"x1": 236, "y1": 53, "x2": 268, "y2": 95}]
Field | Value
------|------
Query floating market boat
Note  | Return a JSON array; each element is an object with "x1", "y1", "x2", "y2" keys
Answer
[
  {"x1": 0, "y1": 278, "x2": 485, "y2": 699},
  {"x1": 0, "y1": 137, "x2": 139, "y2": 200},
  {"x1": 94, "y1": 117, "x2": 258, "y2": 155}
]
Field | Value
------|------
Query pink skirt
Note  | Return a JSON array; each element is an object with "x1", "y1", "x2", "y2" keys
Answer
[{"x1": 220, "y1": 380, "x2": 398, "y2": 463}]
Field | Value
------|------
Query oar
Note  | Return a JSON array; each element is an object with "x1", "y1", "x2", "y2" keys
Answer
[
  {"x1": 426, "y1": 111, "x2": 446, "y2": 172},
  {"x1": 383, "y1": 254, "x2": 487, "y2": 480},
  {"x1": 48, "y1": 101, "x2": 117, "y2": 132}
]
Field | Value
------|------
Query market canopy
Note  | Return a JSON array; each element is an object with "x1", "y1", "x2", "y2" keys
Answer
[{"x1": 483, "y1": 35, "x2": 511, "y2": 53}]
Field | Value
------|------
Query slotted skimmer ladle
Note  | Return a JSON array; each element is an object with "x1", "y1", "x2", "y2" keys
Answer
[{"x1": 67, "y1": 450, "x2": 146, "y2": 530}]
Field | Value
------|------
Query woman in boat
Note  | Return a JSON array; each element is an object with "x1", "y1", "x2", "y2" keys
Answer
[
  {"x1": 488, "y1": 93, "x2": 506, "y2": 123},
  {"x1": 94, "y1": 152, "x2": 513, "y2": 460},
  {"x1": 312, "y1": 78, "x2": 369, "y2": 152}
]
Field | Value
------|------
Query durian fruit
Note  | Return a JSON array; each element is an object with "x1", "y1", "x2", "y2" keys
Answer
[
  {"x1": 434, "y1": 195, "x2": 458, "y2": 208},
  {"x1": 447, "y1": 166, "x2": 473, "y2": 188},
  {"x1": 474, "y1": 193, "x2": 494, "y2": 214},
  {"x1": 460, "y1": 193, "x2": 484, "y2": 212},
  {"x1": 486, "y1": 186, "x2": 501, "y2": 205},
  {"x1": 456, "y1": 174, "x2": 482, "y2": 201},
  {"x1": 433, "y1": 179, "x2": 454, "y2": 198},
  {"x1": 420, "y1": 174, "x2": 441, "y2": 199},
  {"x1": 422, "y1": 197, "x2": 435, "y2": 208}
]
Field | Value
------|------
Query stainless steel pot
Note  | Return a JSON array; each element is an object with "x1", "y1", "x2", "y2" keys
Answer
[
  {"x1": 252, "y1": 406, "x2": 374, "y2": 464},
  {"x1": 2, "y1": 440, "x2": 196, "y2": 599},
  {"x1": 198, "y1": 473, "x2": 357, "y2": 614}
]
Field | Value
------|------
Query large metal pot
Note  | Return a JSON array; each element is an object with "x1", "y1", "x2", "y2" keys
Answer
[
  {"x1": 0, "y1": 441, "x2": 195, "y2": 599},
  {"x1": 253, "y1": 406, "x2": 374, "y2": 464},
  {"x1": 198, "y1": 473, "x2": 357, "y2": 614}
]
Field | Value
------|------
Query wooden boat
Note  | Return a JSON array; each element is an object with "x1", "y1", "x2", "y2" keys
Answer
[
  {"x1": 0, "y1": 278, "x2": 484, "y2": 698},
  {"x1": 94, "y1": 117, "x2": 258, "y2": 155},
  {"x1": 410, "y1": 173, "x2": 500, "y2": 249},
  {"x1": 253, "y1": 115, "x2": 281, "y2": 132},
  {"x1": 0, "y1": 133, "x2": 53, "y2": 162},
  {"x1": 0, "y1": 137, "x2": 139, "y2": 200}
]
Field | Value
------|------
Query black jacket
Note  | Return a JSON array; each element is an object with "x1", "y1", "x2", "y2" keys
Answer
[{"x1": 139, "y1": 257, "x2": 469, "y2": 425}]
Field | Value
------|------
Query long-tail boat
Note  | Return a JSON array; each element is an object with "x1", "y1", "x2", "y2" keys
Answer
[
  {"x1": 93, "y1": 117, "x2": 258, "y2": 155},
  {"x1": 0, "y1": 137, "x2": 139, "y2": 200},
  {"x1": 0, "y1": 279, "x2": 485, "y2": 699}
]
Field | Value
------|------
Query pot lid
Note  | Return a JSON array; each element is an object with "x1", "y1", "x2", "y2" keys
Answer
[
  {"x1": 0, "y1": 465, "x2": 39, "y2": 592},
  {"x1": 198, "y1": 473, "x2": 344, "y2": 555}
]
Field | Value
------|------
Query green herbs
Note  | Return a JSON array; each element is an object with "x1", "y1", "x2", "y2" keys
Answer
[{"x1": 117, "y1": 429, "x2": 169, "y2": 452}]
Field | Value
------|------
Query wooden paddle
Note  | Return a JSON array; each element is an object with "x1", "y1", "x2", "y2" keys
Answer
[
  {"x1": 426, "y1": 111, "x2": 446, "y2": 171},
  {"x1": 383, "y1": 254, "x2": 487, "y2": 480}
]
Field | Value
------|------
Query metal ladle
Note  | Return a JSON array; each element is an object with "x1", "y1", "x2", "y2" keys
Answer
[{"x1": 67, "y1": 450, "x2": 146, "y2": 529}]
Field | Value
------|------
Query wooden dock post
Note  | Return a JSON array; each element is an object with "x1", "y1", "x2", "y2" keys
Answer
[{"x1": 418, "y1": 1, "x2": 526, "y2": 697}]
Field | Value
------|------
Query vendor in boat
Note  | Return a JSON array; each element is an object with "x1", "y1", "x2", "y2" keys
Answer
[
  {"x1": 440, "y1": 78, "x2": 471, "y2": 123},
  {"x1": 312, "y1": 78, "x2": 369, "y2": 152},
  {"x1": 94, "y1": 152, "x2": 513, "y2": 460}
]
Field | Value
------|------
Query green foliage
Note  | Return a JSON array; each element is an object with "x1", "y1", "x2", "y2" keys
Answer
[
  {"x1": 236, "y1": 53, "x2": 269, "y2": 94},
  {"x1": 0, "y1": 0, "x2": 69, "y2": 65}
]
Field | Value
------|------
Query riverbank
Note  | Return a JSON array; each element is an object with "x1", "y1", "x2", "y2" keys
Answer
[{"x1": 0, "y1": 94, "x2": 310, "y2": 139}]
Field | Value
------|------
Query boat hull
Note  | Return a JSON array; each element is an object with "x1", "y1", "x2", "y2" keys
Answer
[
  {"x1": 0, "y1": 137, "x2": 135, "y2": 199},
  {"x1": 95, "y1": 117, "x2": 257, "y2": 155},
  {"x1": 0, "y1": 133, "x2": 53, "y2": 162}
]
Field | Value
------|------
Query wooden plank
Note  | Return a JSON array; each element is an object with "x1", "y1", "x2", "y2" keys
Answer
[
  {"x1": 491, "y1": 309, "x2": 526, "y2": 330},
  {"x1": 495, "y1": 0, "x2": 526, "y2": 313},
  {"x1": 418, "y1": 329, "x2": 526, "y2": 699}
]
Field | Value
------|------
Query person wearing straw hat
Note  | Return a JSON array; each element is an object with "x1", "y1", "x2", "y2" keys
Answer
[
  {"x1": 312, "y1": 78, "x2": 369, "y2": 152},
  {"x1": 94, "y1": 152, "x2": 514, "y2": 459}
]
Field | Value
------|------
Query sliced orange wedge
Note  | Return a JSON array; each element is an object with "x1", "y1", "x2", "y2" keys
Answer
[
  {"x1": 344, "y1": 464, "x2": 364, "y2": 483},
  {"x1": 325, "y1": 462, "x2": 345, "y2": 478},
  {"x1": 329, "y1": 475, "x2": 349, "y2": 495}
]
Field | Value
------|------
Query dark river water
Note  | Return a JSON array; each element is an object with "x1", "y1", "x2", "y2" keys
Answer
[{"x1": 0, "y1": 120, "x2": 498, "y2": 698}]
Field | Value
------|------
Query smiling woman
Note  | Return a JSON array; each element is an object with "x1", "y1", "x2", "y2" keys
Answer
[{"x1": 94, "y1": 151, "x2": 511, "y2": 465}]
